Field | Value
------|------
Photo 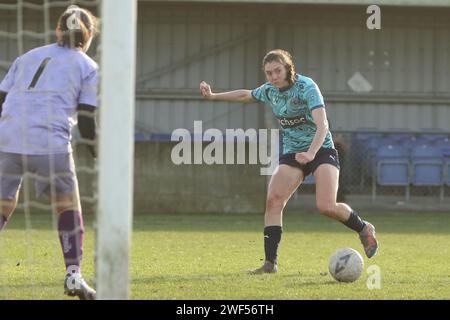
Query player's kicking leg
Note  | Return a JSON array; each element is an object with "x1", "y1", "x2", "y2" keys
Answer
[
  {"x1": 249, "y1": 164, "x2": 304, "y2": 274},
  {"x1": 314, "y1": 164, "x2": 379, "y2": 258}
]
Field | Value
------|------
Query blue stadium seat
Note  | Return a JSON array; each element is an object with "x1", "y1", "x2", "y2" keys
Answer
[
  {"x1": 366, "y1": 137, "x2": 396, "y2": 177},
  {"x1": 435, "y1": 137, "x2": 450, "y2": 150},
  {"x1": 417, "y1": 133, "x2": 449, "y2": 145},
  {"x1": 412, "y1": 137, "x2": 434, "y2": 147},
  {"x1": 373, "y1": 145, "x2": 410, "y2": 201},
  {"x1": 400, "y1": 136, "x2": 421, "y2": 151},
  {"x1": 386, "y1": 133, "x2": 415, "y2": 144},
  {"x1": 355, "y1": 135, "x2": 394, "y2": 192},
  {"x1": 376, "y1": 145, "x2": 410, "y2": 185},
  {"x1": 352, "y1": 132, "x2": 383, "y2": 156},
  {"x1": 352, "y1": 132, "x2": 382, "y2": 145},
  {"x1": 411, "y1": 145, "x2": 444, "y2": 186}
]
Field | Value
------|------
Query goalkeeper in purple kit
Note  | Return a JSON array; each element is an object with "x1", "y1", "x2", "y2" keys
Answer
[{"x1": 0, "y1": 6, "x2": 98, "y2": 299}]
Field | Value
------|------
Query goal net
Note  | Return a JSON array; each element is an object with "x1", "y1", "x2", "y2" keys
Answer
[{"x1": 0, "y1": 0, "x2": 136, "y2": 300}]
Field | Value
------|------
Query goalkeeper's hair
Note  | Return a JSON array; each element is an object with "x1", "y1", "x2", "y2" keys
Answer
[
  {"x1": 57, "y1": 6, "x2": 99, "y2": 50},
  {"x1": 262, "y1": 49, "x2": 296, "y2": 85}
]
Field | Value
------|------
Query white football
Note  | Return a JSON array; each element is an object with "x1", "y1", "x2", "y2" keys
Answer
[{"x1": 328, "y1": 248, "x2": 364, "y2": 282}]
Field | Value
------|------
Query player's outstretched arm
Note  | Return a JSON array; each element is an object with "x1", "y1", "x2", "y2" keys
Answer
[
  {"x1": 0, "y1": 91, "x2": 6, "y2": 117},
  {"x1": 200, "y1": 81, "x2": 254, "y2": 103}
]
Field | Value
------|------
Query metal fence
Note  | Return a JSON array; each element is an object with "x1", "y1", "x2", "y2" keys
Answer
[{"x1": 296, "y1": 130, "x2": 450, "y2": 207}]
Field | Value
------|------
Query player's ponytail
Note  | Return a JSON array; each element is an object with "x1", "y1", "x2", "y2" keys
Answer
[
  {"x1": 262, "y1": 49, "x2": 297, "y2": 85},
  {"x1": 57, "y1": 6, "x2": 99, "y2": 51}
]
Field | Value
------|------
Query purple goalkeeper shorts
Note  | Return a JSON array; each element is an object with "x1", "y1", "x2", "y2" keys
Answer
[{"x1": 0, "y1": 152, "x2": 78, "y2": 200}]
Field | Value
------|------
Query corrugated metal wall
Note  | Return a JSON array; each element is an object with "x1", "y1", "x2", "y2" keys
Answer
[
  {"x1": 135, "y1": 4, "x2": 265, "y2": 133},
  {"x1": 135, "y1": 3, "x2": 450, "y2": 133},
  {"x1": 1, "y1": 2, "x2": 449, "y2": 133}
]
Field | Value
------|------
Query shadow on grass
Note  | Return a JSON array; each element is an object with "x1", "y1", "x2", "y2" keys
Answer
[
  {"x1": 131, "y1": 272, "x2": 338, "y2": 288},
  {"x1": 286, "y1": 280, "x2": 340, "y2": 288},
  {"x1": 131, "y1": 274, "x2": 224, "y2": 285}
]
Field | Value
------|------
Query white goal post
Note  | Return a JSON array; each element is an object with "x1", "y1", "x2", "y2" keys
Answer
[{"x1": 96, "y1": 0, "x2": 137, "y2": 300}]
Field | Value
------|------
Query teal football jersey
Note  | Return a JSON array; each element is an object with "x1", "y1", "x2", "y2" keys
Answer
[{"x1": 251, "y1": 74, "x2": 334, "y2": 154}]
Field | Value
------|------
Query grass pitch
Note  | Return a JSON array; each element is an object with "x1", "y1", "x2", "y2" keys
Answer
[{"x1": 0, "y1": 211, "x2": 449, "y2": 299}]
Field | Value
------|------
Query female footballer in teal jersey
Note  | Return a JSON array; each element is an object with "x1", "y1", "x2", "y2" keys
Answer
[{"x1": 200, "y1": 49, "x2": 378, "y2": 274}]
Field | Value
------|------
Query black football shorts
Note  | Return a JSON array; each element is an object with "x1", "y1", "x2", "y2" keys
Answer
[{"x1": 279, "y1": 147, "x2": 340, "y2": 177}]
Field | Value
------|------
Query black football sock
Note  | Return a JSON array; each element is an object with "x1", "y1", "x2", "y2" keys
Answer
[
  {"x1": 343, "y1": 211, "x2": 366, "y2": 233},
  {"x1": 264, "y1": 226, "x2": 283, "y2": 264}
]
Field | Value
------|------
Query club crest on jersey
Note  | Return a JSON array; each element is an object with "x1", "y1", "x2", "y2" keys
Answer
[
  {"x1": 277, "y1": 115, "x2": 307, "y2": 128},
  {"x1": 290, "y1": 97, "x2": 301, "y2": 106}
]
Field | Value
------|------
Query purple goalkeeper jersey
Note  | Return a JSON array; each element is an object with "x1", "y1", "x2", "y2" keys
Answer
[{"x1": 0, "y1": 43, "x2": 98, "y2": 155}]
